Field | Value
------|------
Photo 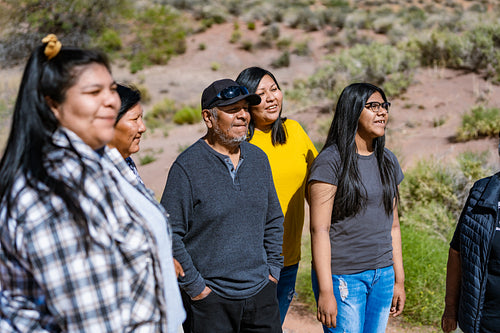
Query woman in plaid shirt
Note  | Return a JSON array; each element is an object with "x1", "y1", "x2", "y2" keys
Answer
[{"x1": 0, "y1": 35, "x2": 176, "y2": 332}]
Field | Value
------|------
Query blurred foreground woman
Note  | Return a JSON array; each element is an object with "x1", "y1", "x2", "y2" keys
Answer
[{"x1": 0, "y1": 35, "x2": 174, "y2": 332}]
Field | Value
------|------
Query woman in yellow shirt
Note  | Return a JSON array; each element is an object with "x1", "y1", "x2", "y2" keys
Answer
[{"x1": 236, "y1": 67, "x2": 318, "y2": 324}]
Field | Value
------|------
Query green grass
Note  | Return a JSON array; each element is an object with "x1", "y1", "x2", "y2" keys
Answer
[
  {"x1": 400, "y1": 223, "x2": 448, "y2": 326},
  {"x1": 295, "y1": 233, "x2": 316, "y2": 312},
  {"x1": 139, "y1": 153, "x2": 156, "y2": 165}
]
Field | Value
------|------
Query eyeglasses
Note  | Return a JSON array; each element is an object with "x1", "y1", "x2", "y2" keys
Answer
[
  {"x1": 208, "y1": 86, "x2": 249, "y2": 108},
  {"x1": 365, "y1": 101, "x2": 390, "y2": 113}
]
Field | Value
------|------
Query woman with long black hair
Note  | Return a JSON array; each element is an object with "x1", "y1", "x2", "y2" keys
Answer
[
  {"x1": 0, "y1": 35, "x2": 178, "y2": 332},
  {"x1": 236, "y1": 67, "x2": 317, "y2": 324},
  {"x1": 309, "y1": 83, "x2": 405, "y2": 332}
]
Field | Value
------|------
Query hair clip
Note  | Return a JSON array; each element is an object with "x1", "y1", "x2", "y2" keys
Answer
[{"x1": 42, "y1": 34, "x2": 62, "y2": 60}]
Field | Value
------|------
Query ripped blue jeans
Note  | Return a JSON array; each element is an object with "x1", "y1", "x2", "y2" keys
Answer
[{"x1": 311, "y1": 266, "x2": 394, "y2": 333}]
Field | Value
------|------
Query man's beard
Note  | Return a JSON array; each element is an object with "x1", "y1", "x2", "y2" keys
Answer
[{"x1": 212, "y1": 123, "x2": 247, "y2": 148}]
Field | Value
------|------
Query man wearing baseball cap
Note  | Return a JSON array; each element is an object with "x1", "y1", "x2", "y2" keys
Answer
[{"x1": 161, "y1": 79, "x2": 284, "y2": 332}]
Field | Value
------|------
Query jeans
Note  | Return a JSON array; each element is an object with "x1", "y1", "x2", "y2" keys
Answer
[
  {"x1": 311, "y1": 266, "x2": 394, "y2": 333},
  {"x1": 277, "y1": 263, "x2": 299, "y2": 324},
  {"x1": 181, "y1": 281, "x2": 281, "y2": 333}
]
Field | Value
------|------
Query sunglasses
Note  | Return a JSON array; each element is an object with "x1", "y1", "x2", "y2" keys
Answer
[{"x1": 208, "y1": 86, "x2": 249, "y2": 108}]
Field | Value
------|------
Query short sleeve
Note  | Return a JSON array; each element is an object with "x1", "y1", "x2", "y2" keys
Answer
[
  {"x1": 308, "y1": 145, "x2": 340, "y2": 186},
  {"x1": 385, "y1": 148, "x2": 404, "y2": 185}
]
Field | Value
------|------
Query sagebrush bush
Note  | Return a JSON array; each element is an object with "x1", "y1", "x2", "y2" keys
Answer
[
  {"x1": 399, "y1": 159, "x2": 462, "y2": 216},
  {"x1": 299, "y1": 42, "x2": 418, "y2": 102},
  {"x1": 144, "y1": 98, "x2": 177, "y2": 130},
  {"x1": 0, "y1": 0, "x2": 130, "y2": 65},
  {"x1": 270, "y1": 51, "x2": 290, "y2": 68},
  {"x1": 457, "y1": 151, "x2": 492, "y2": 181},
  {"x1": 128, "y1": 5, "x2": 187, "y2": 73},
  {"x1": 136, "y1": 84, "x2": 152, "y2": 105},
  {"x1": 173, "y1": 106, "x2": 202, "y2": 125},
  {"x1": 94, "y1": 28, "x2": 122, "y2": 54},
  {"x1": 414, "y1": 24, "x2": 500, "y2": 78},
  {"x1": 456, "y1": 105, "x2": 500, "y2": 141},
  {"x1": 292, "y1": 40, "x2": 311, "y2": 56}
]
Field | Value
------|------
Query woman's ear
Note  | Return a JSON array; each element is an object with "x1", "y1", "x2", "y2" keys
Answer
[{"x1": 45, "y1": 96, "x2": 61, "y2": 119}]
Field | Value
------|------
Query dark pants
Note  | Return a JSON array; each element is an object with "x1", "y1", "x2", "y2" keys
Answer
[{"x1": 181, "y1": 281, "x2": 281, "y2": 333}]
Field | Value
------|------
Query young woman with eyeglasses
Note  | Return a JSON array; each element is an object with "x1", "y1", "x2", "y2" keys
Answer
[{"x1": 308, "y1": 83, "x2": 405, "y2": 332}]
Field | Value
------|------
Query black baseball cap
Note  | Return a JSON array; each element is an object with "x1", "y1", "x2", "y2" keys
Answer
[{"x1": 201, "y1": 79, "x2": 261, "y2": 110}]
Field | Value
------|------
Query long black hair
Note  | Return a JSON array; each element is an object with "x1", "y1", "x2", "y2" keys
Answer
[
  {"x1": 116, "y1": 84, "x2": 142, "y2": 124},
  {"x1": 236, "y1": 67, "x2": 287, "y2": 145},
  {"x1": 323, "y1": 82, "x2": 399, "y2": 221},
  {"x1": 0, "y1": 40, "x2": 111, "y2": 242}
]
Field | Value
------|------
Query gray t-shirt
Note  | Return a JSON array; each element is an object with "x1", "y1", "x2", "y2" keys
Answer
[{"x1": 308, "y1": 145, "x2": 404, "y2": 274}]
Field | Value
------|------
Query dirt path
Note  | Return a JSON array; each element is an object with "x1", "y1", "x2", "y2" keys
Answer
[{"x1": 283, "y1": 300, "x2": 437, "y2": 332}]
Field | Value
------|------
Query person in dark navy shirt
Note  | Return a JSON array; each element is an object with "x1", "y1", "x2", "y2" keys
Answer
[{"x1": 442, "y1": 135, "x2": 500, "y2": 333}]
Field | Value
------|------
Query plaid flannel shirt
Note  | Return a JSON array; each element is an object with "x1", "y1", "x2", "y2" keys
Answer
[{"x1": 0, "y1": 128, "x2": 168, "y2": 332}]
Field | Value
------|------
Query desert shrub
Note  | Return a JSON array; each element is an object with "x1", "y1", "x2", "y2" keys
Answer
[
  {"x1": 276, "y1": 38, "x2": 292, "y2": 51},
  {"x1": 285, "y1": 7, "x2": 325, "y2": 31},
  {"x1": 247, "y1": 21, "x2": 256, "y2": 30},
  {"x1": 173, "y1": 106, "x2": 201, "y2": 125},
  {"x1": 135, "y1": 84, "x2": 152, "y2": 105},
  {"x1": 230, "y1": 29, "x2": 241, "y2": 44},
  {"x1": 144, "y1": 98, "x2": 177, "y2": 130},
  {"x1": 243, "y1": 3, "x2": 283, "y2": 26},
  {"x1": 94, "y1": 28, "x2": 122, "y2": 54},
  {"x1": 371, "y1": 15, "x2": 395, "y2": 34},
  {"x1": 398, "y1": 5, "x2": 428, "y2": 29},
  {"x1": 414, "y1": 24, "x2": 500, "y2": 78},
  {"x1": 433, "y1": 116, "x2": 446, "y2": 128},
  {"x1": 191, "y1": 3, "x2": 229, "y2": 24},
  {"x1": 456, "y1": 105, "x2": 500, "y2": 141},
  {"x1": 299, "y1": 42, "x2": 418, "y2": 102},
  {"x1": 292, "y1": 40, "x2": 311, "y2": 56},
  {"x1": 399, "y1": 159, "x2": 463, "y2": 216},
  {"x1": 270, "y1": 51, "x2": 290, "y2": 68},
  {"x1": 210, "y1": 62, "x2": 220, "y2": 71},
  {"x1": 139, "y1": 153, "x2": 156, "y2": 165},
  {"x1": 457, "y1": 151, "x2": 491, "y2": 181},
  {"x1": 128, "y1": 5, "x2": 187, "y2": 73},
  {"x1": 0, "y1": 0, "x2": 130, "y2": 65},
  {"x1": 261, "y1": 24, "x2": 280, "y2": 41},
  {"x1": 321, "y1": 0, "x2": 350, "y2": 7},
  {"x1": 239, "y1": 40, "x2": 253, "y2": 52},
  {"x1": 344, "y1": 9, "x2": 371, "y2": 30}
]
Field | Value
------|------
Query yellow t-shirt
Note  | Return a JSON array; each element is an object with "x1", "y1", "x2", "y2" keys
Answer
[{"x1": 249, "y1": 119, "x2": 318, "y2": 267}]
